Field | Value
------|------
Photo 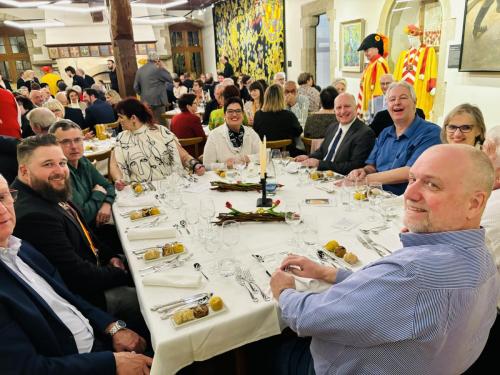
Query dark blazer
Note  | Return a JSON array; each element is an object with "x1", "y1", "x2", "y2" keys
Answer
[
  {"x1": 109, "y1": 69, "x2": 119, "y2": 91},
  {"x1": 223, "y1": 62, "x2": 234, "y2": 78},
  {"x1": 310, "y1": 118, "x2": 376, "y2": 175},
  {"x1": 83, "y1": 74, "x2": 95, "y2": 89},
  {"x1": 253, "y1": 110, "x2": 303, "y2": 156},
  {"x1": 72, "y1": 75, "x2": 87, "y2": 89},
  {"x1": 85, "y1": 99, "x2": 116, "y2": 132},
  {"x1": 65, "y1": 106, "x2": 86, "y2": 128},
  {"x1": 0, "y1": 135, "x2": 19, "y2": 184},
  {"x1": 0, "y1": 240, "x2": 115, "y2": 374},
  {"x1": 370, "y1": 108, "x2": 425, "y2": 137},
  {"x1": 12, "y1": 179, "x2": 130, "y2": 309}
]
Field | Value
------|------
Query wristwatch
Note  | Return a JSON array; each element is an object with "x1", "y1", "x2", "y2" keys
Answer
[{"x1": 108, "y1": 320, "x2": 127, "y2": 336}]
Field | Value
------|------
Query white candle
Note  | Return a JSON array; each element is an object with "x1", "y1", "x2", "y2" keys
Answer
[{"x1": 260, "y1": 136, "x2": 267, "y2": 179}]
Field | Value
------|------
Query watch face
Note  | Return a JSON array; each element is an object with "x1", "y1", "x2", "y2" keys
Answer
[{"x1": 116, "y1": 320, "x2": 127, "y2": 329}]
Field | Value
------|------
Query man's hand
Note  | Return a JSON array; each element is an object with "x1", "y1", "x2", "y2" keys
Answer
[
  {"x1": 225, "y1": 158, "x2": 235, "y2": 169},
  {"x1": 280, "y1": 254, "x2": 336, "y2": 284},
  {"x1": 96, "y1": 202, "x2": 112, "y2": 226},
  {"x1": 115, "y1": 180, "x2": 127, "y2": 191},
  {"x1": 301, "y1": 158, "x2": 319, "y2": 168},
  {"x1": 347, "y1": 168, "x2": 367, "y2": 181},
  {"x1": 194, "y1": 165, "x2": 206, "y2": 176},
  {"x1": 109, "y1": 257, "x2": 126, "y2": 270},
  {"x1": 111, "y1": 328, "x2": 147, "y2": 353},
  {"x1": 294, "y1": 155, "x2": 308, "y2": 162},
  {"x1": 84, "y1": 131, "x2": 95, "y2": 139},
  {"x1": 270, "y1": 270, "x2": 296, "y2": 300},
  {"x1": 93, "y1": 184, "x2": 107, "y2": 194},
  {"x1": 114, "y1": 352, "x2": 152, "y2": 375}
]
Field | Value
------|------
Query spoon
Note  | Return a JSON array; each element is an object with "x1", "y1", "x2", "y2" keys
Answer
[
  {"x1": 193, "y1": 263, "x2": 209, "y2": 281},
  {"x1": 179, "y1": 220, "x2": 190, "y2": 234}
]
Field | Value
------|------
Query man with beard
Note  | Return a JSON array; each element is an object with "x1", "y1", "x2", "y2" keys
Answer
[{"x1": 11, "y1": 135, "x2": 141, "y2": 330}]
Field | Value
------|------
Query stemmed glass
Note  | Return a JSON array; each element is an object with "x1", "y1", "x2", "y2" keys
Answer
[
  {"x1": 199, "y1": 198, "x2": 215, "y2": 243},
  {"x1": 284, "y1": 202, "x2": 302, "y2": 247},
  {"x1": 218, "y1": 220, "x2": 240, "y2": 277},
  {"x1": 184, "y1": 202, "x2": 199, "y2": 237},
  {"x1": 367, "y1": 182, "x2": 383, "y2": 221},
  {"x1": 233, "y1": 157, "x2": 246, "y2": 181}
]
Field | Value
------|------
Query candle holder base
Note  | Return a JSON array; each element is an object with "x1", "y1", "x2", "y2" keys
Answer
[{"x1": 256, "y1": 197, "x2": 273, "y2": 207}]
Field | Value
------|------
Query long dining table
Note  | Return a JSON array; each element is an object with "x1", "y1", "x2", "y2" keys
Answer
[{"x1": 112, "y1": 164, "x2": 405, "y2": 375}]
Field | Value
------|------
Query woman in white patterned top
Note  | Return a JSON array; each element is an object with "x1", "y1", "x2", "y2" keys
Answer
[{"x1": 297, "y1": 72, "x2": 321, "y2": 112}]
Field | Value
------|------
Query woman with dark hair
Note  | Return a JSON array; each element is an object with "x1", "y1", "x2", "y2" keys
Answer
[
  {"x1": 253, "y1": 84, "x2": 303, "y2": 156},
  {"x1": 304, "y1": 86, "x2": 339, "y2": 138},
  {"x1": 256, "y1": 79, "x2": 268, "y2": 93},
  {"x1": 208, "y1": 85, "x2": 249, "y2": 130},
  {"x1": 15, "y1": 94, "x2": 36, "y2": 138},
  {"x1": 173, "y1": 77, "x2": 187, "y2": 100},
  {"x1": 109, "y1": 97, "x2": 205, "y2": 188},
  {"x1": 66, "y1": 88, "x2": 87, "y2": 113},
  {"x1": 244, "y1": 81, "x2": 264, "y2": 125},
  {"x1": 171, "y1": 93, "x2": 206, "y2": 157},
  {"x1": 192, "y1": 79, "x2": 205, "y2": 105},
  {"x1": 204, "y1": 97, "x2": 261, "y2": 168},
  {"x1": 239, "y1": 74, "x2": 252, "y2": 102}
]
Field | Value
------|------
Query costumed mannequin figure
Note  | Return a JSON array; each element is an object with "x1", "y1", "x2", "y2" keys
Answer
[
  {"x1": 356, "y1": 33, "x2": 390, "y2": 120},
  {"x1": 394, "y1": 24, "x2": 437, "y2": 119}
]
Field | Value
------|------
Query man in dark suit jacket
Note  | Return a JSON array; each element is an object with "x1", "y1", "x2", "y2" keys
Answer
[
  {"x1": 12, "y1": 135, "x2": 137, "y2": 318},
  {"x1": 0, "y1": 174, "x2": 151, "y2": 374},
  {"x1": 65, "y1": 105, "x2": 86, "y2": 128},
  {"x1": 370, "y1": 107, "x2": 425, "y2": 137},
  {"x1": 83, "y1": 88, "x2": 116, "y2": 133},
  {"x1": 296, "y1": 93, "x2": 375, "y2": 175}
]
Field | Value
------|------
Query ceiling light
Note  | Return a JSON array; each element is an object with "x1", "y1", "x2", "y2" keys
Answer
[
  {"x1": 4, "y1": 19, "x2": 64, "y2": 28},
  {"x1": 131, "y1": 0, "x2": 188, "y2": 10},
  {"x1": 132, "y1": 16, "x2": 185, "y2": 24},
  {"x1": 0, "y1": 0, "x2": 50, "y2": 7},
  {"x1": 39, "y1": 4, "x2": 106, "y2": 12}
]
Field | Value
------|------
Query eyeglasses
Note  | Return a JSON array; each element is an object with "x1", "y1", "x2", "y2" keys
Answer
[
  {"x1": 284, "y1": 90, "x2": 297, "y2": 94},
  {"x1": 0, "y1": 189, "x2": 18, "y2": 206},
  {"x1": 226, "y1": 109, "x2": 243, "y2": 115},
  {"x1": 58, "y1": 137, "x2": 84, "y2": 146},
  {"x1": 446, "y1": 124, "x2": 474, "y2": 133}
]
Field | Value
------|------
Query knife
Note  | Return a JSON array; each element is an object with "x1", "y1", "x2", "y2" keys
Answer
[
  {"x1": 356, "y1": 234, "x2": 385, "y2": 257},
  {"x1": 150, "y1": 292, "x2": 212, "y2": 311},
  {"x1": 251, "y1": 254, "x2": 272, "y2": 277}
]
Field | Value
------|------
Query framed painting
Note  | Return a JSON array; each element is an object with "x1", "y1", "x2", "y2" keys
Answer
[
  {"x1": 79, "y1": 46, "x2": 90, "y2": 57},
  {"x1": 48, "y1": 47, "x2": 59, "y2": 59},
  {"x1": 90, "y1": 45, "x2": 100, "y2": 57},
  {"x1": 69, "y1": 46, "x2": 80, "y2": 58},
  {"x1": 339, "y1": 19, "x2": 365, "y2": 72},
  {"x1": 99, "y1": 44, "x2": 111, "y2": 56},
  {"x1": 460, "y1": 0, "x2": 500, "y2": 71},
  {"x1": 58, "y1": 46, "x2": 69, "y2": 58}
]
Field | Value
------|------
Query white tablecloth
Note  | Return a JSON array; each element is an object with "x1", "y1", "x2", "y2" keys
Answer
[{"x1": 113, "y1": 169, "x2": 405, "y2": 374}]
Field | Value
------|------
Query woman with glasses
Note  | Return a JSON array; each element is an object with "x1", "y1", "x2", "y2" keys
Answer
[
  {"x1": 109, "y1": 97, "x2": 205, "y2": 189},
  {"x1": 441, "y1": 104, "x2": 486, "y2": 147},
  {"x1": 203, "y1": 97, "x2": 261, "y2": 169}
]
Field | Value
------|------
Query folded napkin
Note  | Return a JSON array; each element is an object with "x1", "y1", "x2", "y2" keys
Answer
[
  {"x1": 127, "y1": 227, "x2": 176, "y2": 241},
  {"x1": 285, "y1": 162, "x2": 300, "y2": 174},
  {"x1": 379, "y1": 195, "x2": 404, "y2": 209},
  {"x1": 142, "y1": 270, "x2": 202, "y2": 288},
  {"x1": 117, "y1": 196, "x2": 157, "y2": 207},
  {"x1": 294, "y1": 276, "x2": 331, "y2": 293}
]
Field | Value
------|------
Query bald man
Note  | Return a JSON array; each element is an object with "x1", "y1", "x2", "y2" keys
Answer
[
  {"x1": 29, "y1": 89, "x2": 44, "y2": 107},
  {"x1": 272, "y1": 144, "x2": 499, "y2": 375},
  {"x1": 295, "y1": 93, "x2": 375, "y2": 175}
]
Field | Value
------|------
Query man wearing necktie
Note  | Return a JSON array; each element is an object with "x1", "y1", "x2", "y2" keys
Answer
[{"x1": 295, "y1": 93, "x2": 375, "y2": 175}]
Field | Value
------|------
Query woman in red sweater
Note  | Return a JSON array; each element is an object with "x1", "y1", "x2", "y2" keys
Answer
[
  {"x1": 0, "y1": 87, "x2": 21, "y2": 139},
  {"x1": 170, "y1": 93, "x2": 206, "y2": 157}
]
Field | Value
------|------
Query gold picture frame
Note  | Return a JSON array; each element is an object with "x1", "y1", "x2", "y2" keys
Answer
[{"x1": 340, "y1": 19, "x2": 365, "y2": 72}]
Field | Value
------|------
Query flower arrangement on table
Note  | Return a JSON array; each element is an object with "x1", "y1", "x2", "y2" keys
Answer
[
  {"x1": 210, "y1": 181, "x2": 283, "y2": 192},
  {"x1": 213, "y1": 200, "x2": 286, "y2": 225}
]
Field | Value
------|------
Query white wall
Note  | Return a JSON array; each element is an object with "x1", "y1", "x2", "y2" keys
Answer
[{"x1": 200, "y1": 9, "x2": 216, "y2": 76}]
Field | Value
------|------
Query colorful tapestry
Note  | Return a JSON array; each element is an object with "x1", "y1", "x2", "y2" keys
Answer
[{"x1": 213, "y1": 0, "x2": 285, "y2": 82}]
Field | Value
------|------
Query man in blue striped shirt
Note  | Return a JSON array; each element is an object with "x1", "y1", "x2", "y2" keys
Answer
[{"x1": 271, "y1": 144, "x2": 499, "y2": 375}]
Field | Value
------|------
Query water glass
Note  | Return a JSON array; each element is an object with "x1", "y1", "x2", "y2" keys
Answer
[
  {"x1": 233, "y1": 157, "x2": 246, "y2": 180},
  {"x1": 218, "y1": 220, "x2": 240, "y2": 276},
  {"x1": 297, "y1": 167, "x2": 309, "y2": 186},
  {"x1": 301, "y1": 214, "x2": 318, "y2": 248},
  {"x1": 284, "y1": 202, "x2": 302, "y2": 246},
  {"x1": 367, "y1": 182, "x2": 383, "y2": 221},
  {"x1": 200, "y1": 198, "x2": 215, "y2": 223}
]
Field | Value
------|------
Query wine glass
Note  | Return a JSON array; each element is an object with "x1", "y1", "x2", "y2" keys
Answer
[
  {"x1": 270, "y1": 149, "x2": 282, "y2": 171},
  {"x1": 284, "y1": 202, "x2": 302, "y2": 246},
  {"x1": 200, "y1": 198, "x2": 215, "y2": 223},
  {"x1": 233, "y1": 157, "x2": 246, "y2": 180},
  {"x1": 184, "y1": 203, "x2": 199, "y2": 237},
  {"x1": 105, "y1": 126, "x2": 114, "y2": 139},
  {"x1": 218, "y1": 220, "x2": 240, "y2": 276},
  {"x1": 367, "y1": 182, "x2": 383, "y2": 221}
]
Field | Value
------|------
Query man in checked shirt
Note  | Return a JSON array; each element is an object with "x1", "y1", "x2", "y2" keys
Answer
[{"x1": 271, "y1": 144, "x2": 499, "y2": 375}]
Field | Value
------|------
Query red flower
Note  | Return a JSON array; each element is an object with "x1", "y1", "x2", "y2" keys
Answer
[
  {"x1": 273, "y1": 200, "x2": 281, "y2": 207},
  {"x1": 226, "y1": 201, "x2": 232, "y2": 209}
]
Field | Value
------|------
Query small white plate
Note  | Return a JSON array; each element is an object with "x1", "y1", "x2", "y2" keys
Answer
[
  {"x1": 141, "y1": 246, "x2": 188, "y2": 263},
  {"x1": 170, "y1": 304, "x2": 228, "y2": 329},
  {"x1": 129, "y1": 207, "x2": 162, "y2": 221}
]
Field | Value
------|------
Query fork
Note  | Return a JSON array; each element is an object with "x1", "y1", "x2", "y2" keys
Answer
[
  {"x1": 361, "y1": 233, "x2": 392, "y2": 255},
  {"x1": 235, "y1": 269, "x2": 258, "y2": 302},
  {"x1": 243, "y1": 269, "x2": 270, "y2": 301},
  {"x1": 356, "y1": 234, "x2": 385, "y2": 257}
]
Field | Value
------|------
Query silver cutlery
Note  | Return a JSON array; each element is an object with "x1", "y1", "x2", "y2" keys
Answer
[
  {"x1": 243, "y1": 269, "x2": 270, "y2": 301},
  {"x1": 251, "y1": 254, "x2": 272, "y2": 277},
  {"x1": 173, "y1": 224, "x2": 183, "y2": 235},
  {"x1": 151, "y1": 292, "x2": 211, "y2": 312},
  {"x1": 360, "y1": 233, "x2": 392, "y2": 254},
  {"x1": 160, "y1": 296, "x2": 210, "y2": 319},
  {"x1": 139, "y1": 253, "x2": 193, "y2": 277},
  {"x1": 194, "y1": 263, "x2": 209, "y2": 281},
  {"x1": 359, "y1": 224, "x2": 389, "y2": 235},
  {"x1": 180, "y1": 220, "x2": 190, "y2": 234},
  {"x1": 235, "y1": 270, "x2": 258, "y2": 302},
  {"x1": 317, "y1": 250, "x2": 352, "y2": 271},
  {"x1": 132, "y1": 245, "x2": 163, "y2": 255},
  {"x1": 125, "y1": 217, "x2": 162, "y2": 232},
  {"x1": 138, "y1": 254, "x2": 180, "y2": 273},
  {"x1": 356, "y1": 234, "x2": 385, "y2": 257}
]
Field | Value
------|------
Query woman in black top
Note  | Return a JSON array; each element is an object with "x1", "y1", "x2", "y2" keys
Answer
[{"x1": 253, "y1": 84, "x2": 304, "y2": 156}]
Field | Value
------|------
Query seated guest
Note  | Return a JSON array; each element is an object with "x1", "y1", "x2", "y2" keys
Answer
[
  {"x1": 273, "y1": 72, "x2": 286, "y2": 86},
  {"x1": 67, "y1": 87, "x2": 87, "y2": 113},
  {"x1": 332, "y1": 77, "x2": 347, "y2": 93},
  {"x1": 173, "y1": 77, "x2": 188, "y2": 100},
  {"x1": 348, "y1": 81, "x2": 441, "y2": 195},
  {"x1": 57, "y1": 79, "x2": 67, "y2": 92},
  {"x1": 297, "y1": 72, "x2": 321, "y2": 112},
  {"x1": 243, "y1": 81, "x2": 265, "y2": 125},
  {"x1": 370, "y1": 107, "x2": 425, "y2": 137},
  {"x1": 203, "y1": 83, "x2": 224, "y2": 125},
  {"x1": 296, "y1": 93, "x2": 375, "y2": 174},
  {"x1": 253, "y1": 84, "x2": 303, "y2": 157},
  {"x1": 43, "y1": 99, "x2": 65, "y2": 120},
  {"x1": 26, "y1": 107, "x2": 56, "y2": 135},
  {"x1": 83, "y1": 88, "x2": 116, "y2": 133},
  {"x1": 441, "y1": 103, "x2": 486, "y2": 147},
  {"x1": 29, "y1": 89, "x2": 44, "y2": 107},
  {"x1": 105, "y1": 89, "x2": 122, "y2": 107},
  {"x1": 54, "y1": 92, "x2": 86, "y2": 128},
  {"x1": 208, "y1": 85, "x2": 249, "y2": 130},
  {"x1": 203, "y1": 73, "x2": 215, "y2": 100},
  {"x1": 0, "y1": 174, "x2": 152, "y2": 373},
  {"x1": 0, "y1": 73, "x2": 12, "y2": 91},
  {"x1": 192, "y1": 79, "x2": 205, "y2": 104},
  {"x1": 16, "y1": 69, "x2": 39, "y2": 92},
  {"x1": 239, "y1": 74, "x2": 252, "y2": 102},
  {"x1": 271, "y1": 144, "x2": 499, "y2": 375},
  {"x1": 170, "y1": 93, "x2": 206, "y2": 157},
  {"x1": 65, "y1": 66, "x2": 86, "y2": 88},
  {"x1": 0, "y1": 87, "x2": 21, "y2": 139},
  {"x1": 204, "y1": 97, "x2": 261, "y2": 169},
  {"x1": 15, "y1": 95, "x2": 35, "y2": 138},
  {"x1": 284, "y1": 81, "x2": 309, "y2": 128},
  {"x1": 0, "y1": 136, "x2": 19, "y2": 184},
  {"x1": 304, "y1": 86, "x2": 339, "y2": 138},
  {"x1": 183, "y1": 72, "x2": 194, "y2": 90},
  {"x1": 12, "y1": 135, "x2": 142, "y2": 326},
  {"x1": 109, "y1": 98, "x2": 205, "y2": 187},
  {"x1": 49, "y1": 120, "x2": 117, "y2": 237},
  {"x1": 77, "y1": 68, "x2": 95, "y2": 89},
  {"x1": 366, "y1": 73, "x2": 393, "y2": 124}
]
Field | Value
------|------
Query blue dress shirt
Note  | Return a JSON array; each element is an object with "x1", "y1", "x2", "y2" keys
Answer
[
  {"x1": 279, "y1": 229, "x2": 499, "y2": 375},
  {"x1": 365, "y1": 115, "x2": 441, "y2": 195}
]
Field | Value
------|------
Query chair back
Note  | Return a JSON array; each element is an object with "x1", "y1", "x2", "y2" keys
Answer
[
  {"x1": 302, "y1": 136, "x2": 312, "y2": 154},
  {"x1": 266, "y1": 139, "x2": 292, "y2": 151},
  {"x1": 179, "y1": 137, "x2": 204, "y2": 158},
  {"x1": 102, "y1": 121, "x2": 119, "y2": 130}
]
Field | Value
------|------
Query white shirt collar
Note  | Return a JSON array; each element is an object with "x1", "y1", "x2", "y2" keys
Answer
[{"x1": 0, "y1": 236, "x2": 22, "y2": 265}]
